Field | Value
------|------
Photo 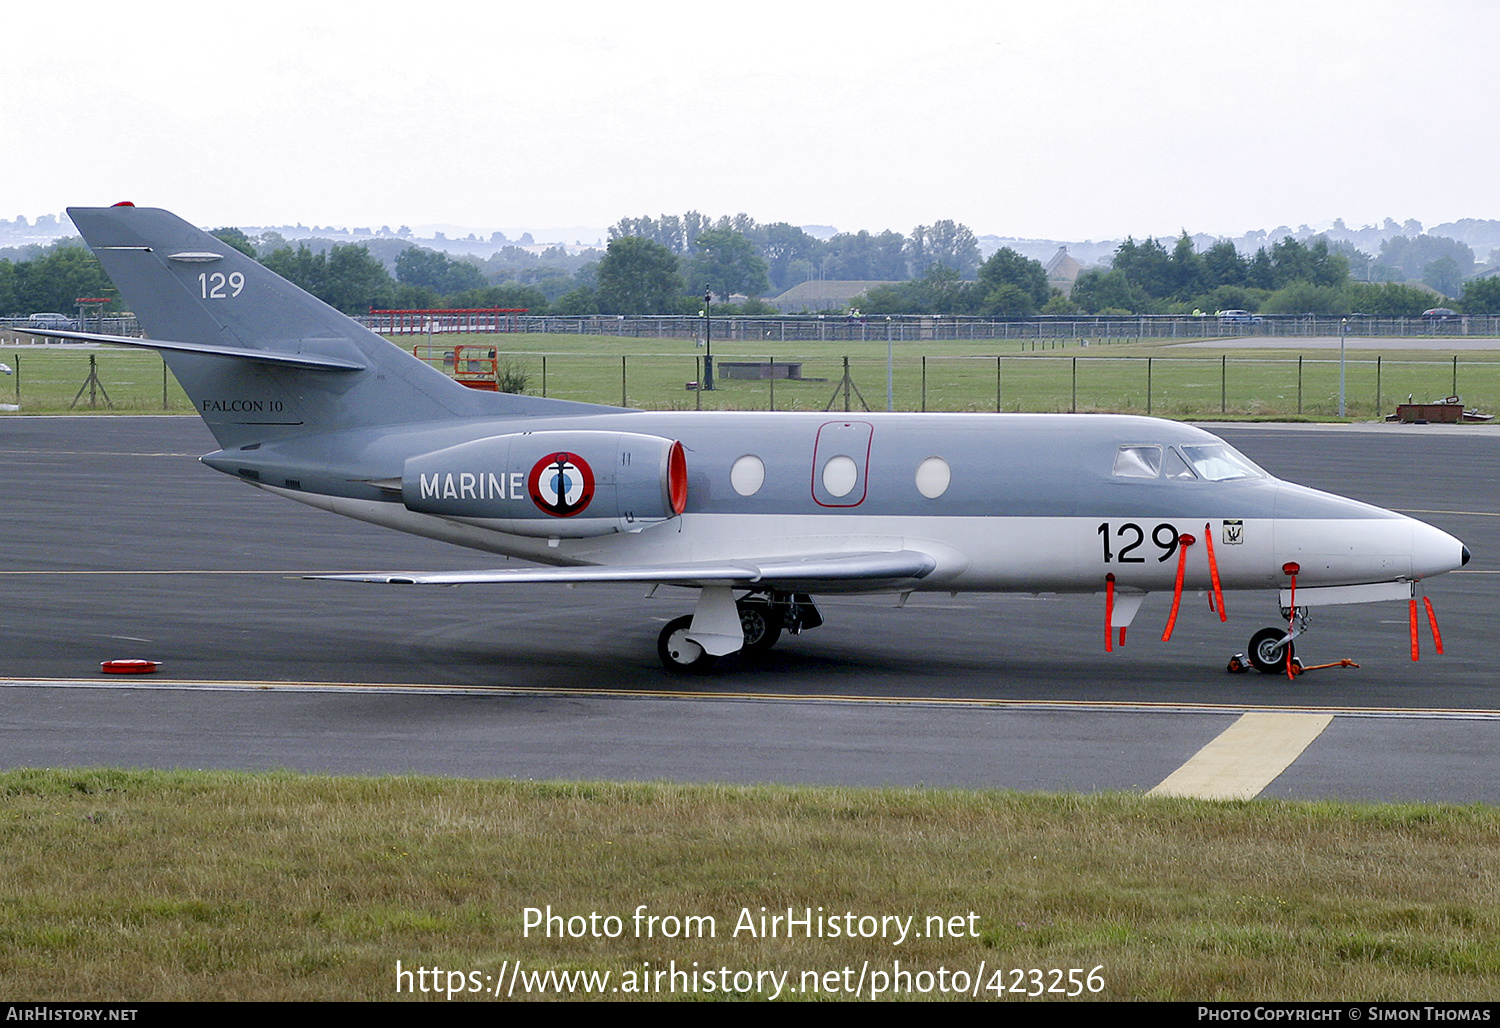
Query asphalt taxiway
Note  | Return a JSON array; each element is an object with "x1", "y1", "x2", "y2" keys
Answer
[{"x1": 2, "y1": 416, "x2": 1497, "y2": 801}]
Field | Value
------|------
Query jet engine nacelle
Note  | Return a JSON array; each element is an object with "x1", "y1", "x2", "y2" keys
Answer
[{"x1": 403, "y1": 430, "x2": 688, "y2": 538}]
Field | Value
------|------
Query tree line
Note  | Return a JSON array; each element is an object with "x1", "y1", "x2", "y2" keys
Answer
[
  {"x1": 6, "y1": 218, "x2": 1500, "y2": 321},
  {"x1": 223, "y1": 214, "x2": 998, "y2": 318},
  {"x1": 0, "y1": 233, "x2": 562, "y2": 320},
  {"x1": 0, "y1": 217, "x2": 1000, "y2": 319},
  {"x1": 607, "y1": 213, "x2": 983, "y2": 290},
  {"x1": 0, "y1": 246, "x2": 118, "y2": 316},
  {"x1": 1061, "y1": 233, "x2": 1477, "y2": 318}
]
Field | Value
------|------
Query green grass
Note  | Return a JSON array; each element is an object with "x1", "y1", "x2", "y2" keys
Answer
[
  {"x1": 5, "y1": 334, "x2": 1500, "y2": 419},
  {"x1": 0, "y1": 346, "x2": 192, "y2": 412},
  {"x1": 2, "y1": 768, "x2": 1497, "y2": 1001}
]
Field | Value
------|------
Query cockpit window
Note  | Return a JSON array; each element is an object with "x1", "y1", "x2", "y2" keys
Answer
[
  {"x1": 1112, "y1": 444, "x2": 1162, "y2": 478},
  {"x1": 1164, "y1": 448, "x2": 1196, "y2": 480},
  {"x1": 1178, "y1": 443, "x2": 1265, "y2": 481}
]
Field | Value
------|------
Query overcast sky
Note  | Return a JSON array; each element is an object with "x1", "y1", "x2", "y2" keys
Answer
[{"x1": 9, "y1": 0, "x2": 1495, "y2": 242}]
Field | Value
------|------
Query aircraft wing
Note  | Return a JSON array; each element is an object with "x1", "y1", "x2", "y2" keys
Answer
[{"x1": 309, "y1": 550, "x2": 938, "y2": 588}]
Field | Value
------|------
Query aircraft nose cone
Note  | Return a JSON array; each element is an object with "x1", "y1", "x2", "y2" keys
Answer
[{"x1": 1410, "y1": 521, "x2": 1468, "y2": 579}]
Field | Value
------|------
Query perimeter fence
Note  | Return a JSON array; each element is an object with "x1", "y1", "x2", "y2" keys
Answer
[
  {"x1": 4, "y1": 313, "x2": 1500, "y2": 344},
  {"x1": 349, "y1": 312, "x2": 1500, "y2": 343},
  {"x1": 491, "y1": 352, "x2": 1500, "y2": 420},
  {"x1": 7, "y1": 345, "x2": 1497, "y2": 421}
]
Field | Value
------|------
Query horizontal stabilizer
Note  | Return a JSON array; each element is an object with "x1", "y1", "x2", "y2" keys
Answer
[
  {"x1": 309, "y1": 550, "x2": 938, "y2": 588},
  {"x1": 14, "y1": 327, "x2": 365, "y2": 372}
]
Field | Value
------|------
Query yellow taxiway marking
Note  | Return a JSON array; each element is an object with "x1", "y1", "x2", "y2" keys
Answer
[{"x1": 1148, "y1": 712, "x2": 1334, "y2": 800}]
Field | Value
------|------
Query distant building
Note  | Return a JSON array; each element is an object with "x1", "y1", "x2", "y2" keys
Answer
[
  {"x1": 1045, "y1": 246, "x2": 1083, "y2": 296},
  {"x1": 767, "y1": 280, "x2": 894, "y2": 313}
]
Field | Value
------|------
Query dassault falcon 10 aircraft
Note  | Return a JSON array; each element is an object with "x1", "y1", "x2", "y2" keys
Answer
[{"x1": 26, "y1": 204, "x2": 1470, "y2": 673}]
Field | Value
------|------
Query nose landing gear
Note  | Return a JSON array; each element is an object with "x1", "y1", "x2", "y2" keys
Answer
[
  {"x1": 1228, "y1": 608, "x2": 1361, "y2": 677},
  {"x1": 1245, "y1": 626, "x2": 1296, "y2": 675},
  {"x1": 1230, "y1": 604, "x2": 1309, "y2": 676}
]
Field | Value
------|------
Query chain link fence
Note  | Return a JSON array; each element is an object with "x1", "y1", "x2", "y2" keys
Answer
[
  {"x1": 2, "y1": 313, "x2": 1490, "y2": 343},
  {"x1": 4, "y1": 323, "x2": 1498, "y2": 419},
  {"x1": 511, "y1": 352, "x2": 1500, "y2": 419},
  {"x1": 351, "y1": 313, "x2": 1500, "y2": 344}
]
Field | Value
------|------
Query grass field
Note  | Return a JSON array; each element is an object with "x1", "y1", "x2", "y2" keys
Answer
[
  {"x1": 4, "y1": 333, "x2": 1500, "y2": 419},
  {"x1": 3, "y1": 768, "x2": 1497, "y2": 1002}
]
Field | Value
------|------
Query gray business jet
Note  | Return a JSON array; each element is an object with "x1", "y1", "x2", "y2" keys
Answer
[{"x1": 24, "y1": 205, "x2": 1469, "y2": 674}]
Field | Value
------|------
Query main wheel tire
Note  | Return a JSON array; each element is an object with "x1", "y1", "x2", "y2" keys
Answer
[
  {"x1": 658, "y1": 615, "x2": 716, "y2": 674},
  {"x1": 1247, "y1": 627, "x2": 1294, "y2": 675},
  {"x1": 737, "y1": 600, "x2": 783, "y2": 654}
]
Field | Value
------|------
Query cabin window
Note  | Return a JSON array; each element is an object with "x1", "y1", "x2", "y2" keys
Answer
[
  {"x1": 1112, "y1": 444, "x2": 1161, "y2": 478},
  {"x1": 822, "y1": 455, "x2": 859, "y2": 498},
  {"x1": 1179, "y1": 443, "x2": 1264, "y2": 481},
  {"x1": 731, "y1": 454, "x2": 765, "y2": 496},
  {"x1": 915, "y1": 456, "x2": 950, "y2": 498}
]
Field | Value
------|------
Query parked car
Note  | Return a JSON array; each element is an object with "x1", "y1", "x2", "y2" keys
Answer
[
  {"x1": 1421, "y1": 308, "x2": 1459, "y2": 322},
  {"x1": 1217, "y1": 309, "x2": 1263, "y2": 324},
  {"x1": 26, "y1": 312, "x2": 78, "y2": 331}
]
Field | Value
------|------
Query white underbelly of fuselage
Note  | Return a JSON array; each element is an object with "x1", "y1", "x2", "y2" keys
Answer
[{"x1": 257, "y1": 484, "x2": 1463, "y2": 595}]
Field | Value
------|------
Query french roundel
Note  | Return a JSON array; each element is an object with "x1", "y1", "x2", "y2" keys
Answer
[{"x1": 528, "y1": 452, "x2": 595, "y2": 517}]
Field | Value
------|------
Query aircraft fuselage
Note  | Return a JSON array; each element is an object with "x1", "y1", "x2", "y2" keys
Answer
[{"x1": 207, "y1": 410, "x2": 1464, "y2": 598}]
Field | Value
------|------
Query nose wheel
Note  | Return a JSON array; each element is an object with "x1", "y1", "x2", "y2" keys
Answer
[{"x1": 1245, "y1": 626, "x2": 1296, "y2": 675}]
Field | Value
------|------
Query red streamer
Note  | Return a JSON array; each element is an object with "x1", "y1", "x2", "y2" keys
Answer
[
  {"x1": 1161, "y1": 534, "x2": 1195, "y2": 642},
  {"x1": 1424, "y1": 596, "x2": 1444, "y2": 655},
  {"x1": 1105, "y1": 574, "x2": 1115, "y2": 652},
  {"x1": 1284, "y1": 564, "x2": 1299, "y2": 680},
  {"x1": 1203, "y1": 523, "x2": 1227, "y2": 622}
]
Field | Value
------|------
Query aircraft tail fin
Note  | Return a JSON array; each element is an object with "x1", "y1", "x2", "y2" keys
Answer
[{"x1": 67, "y1": 205, "x2": 612, "y2": 449}]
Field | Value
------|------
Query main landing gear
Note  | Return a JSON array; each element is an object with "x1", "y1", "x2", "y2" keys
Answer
[{"x1": 657, "y1": 591, "x2": 823, "y2": 673}]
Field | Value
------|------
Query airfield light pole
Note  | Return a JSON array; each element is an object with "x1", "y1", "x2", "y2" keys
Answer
[
  {"x1": 886, "y1": 315, "x2": 894, "y2": 410},
  {"x1": 1339, "y1": 317, "x2": 1348, "y2": 417},
  {"x1": 703, "y1": 288, "x2": 714, "y2": 391}
]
